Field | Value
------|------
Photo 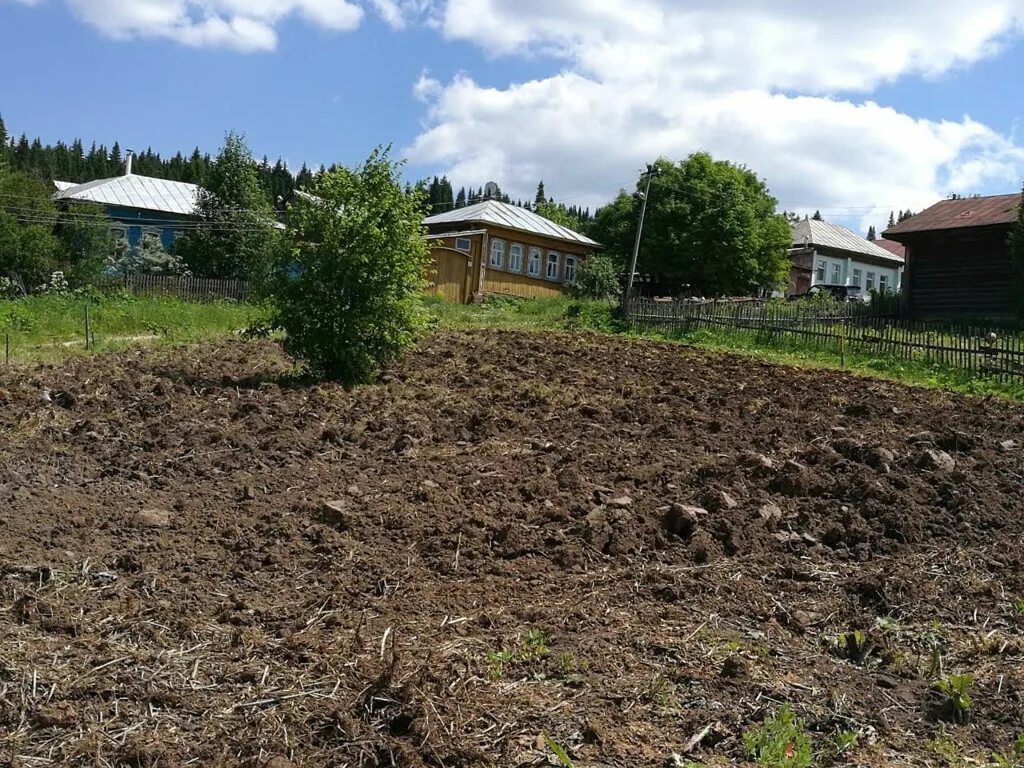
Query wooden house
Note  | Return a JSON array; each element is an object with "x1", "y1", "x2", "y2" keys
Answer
[
  {"x1": 54, "y1": 152, "x2": 201, "y2": 251},
  {"x1": 423, "y1": 200, "x2": 600, "y2": 302},
  {"x1": 884, "y1": 194, "x2": 1021, "y2": 317}
]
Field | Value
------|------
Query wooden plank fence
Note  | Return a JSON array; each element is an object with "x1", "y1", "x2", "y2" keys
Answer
[
  {"x1": 123, "y1": 274, "x2": 250, "y2": 303},
  {"x1": 625, "y1": 298, "x2": 1024, "y2": 383}
]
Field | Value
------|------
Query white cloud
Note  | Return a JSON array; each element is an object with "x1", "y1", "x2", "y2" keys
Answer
[
  {"x1": 27, "y1": 0, "x2": 409, "y2": 50},
  {"x1": 408, "y1": 2, "x2": 1024, "y2": 229}
]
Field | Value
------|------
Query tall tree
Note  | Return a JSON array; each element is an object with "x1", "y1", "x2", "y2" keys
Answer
[
  {"x1": 888, "y1": 211, "x2": 896, "y2": 229},
  {"x1": 588, "y1": 153, "x2": 792, "y2": 296},
  {"x1": 175, "y1": 132, "x2": 280, "y2": 280},
  {"x1": 535, "y1": 181, "x2": 547, "y2": 207},
  {"x1": 867, "y1": 225, "x2": 877, "y2": 241}
]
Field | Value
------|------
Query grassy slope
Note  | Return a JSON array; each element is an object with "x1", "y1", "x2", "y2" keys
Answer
[{"x1": 0, "y1": 293, "x2": 267, "y2": 364}]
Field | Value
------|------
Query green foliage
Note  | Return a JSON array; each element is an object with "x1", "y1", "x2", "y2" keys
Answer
[
  {"x1": 268, "y1": 147, "x2": 429, "y2": 385},
  {"x1": 833, "y1": 730, "x2": 859, "y2": 754},
  {"x1": 1009, "y1": 186, "x2": 1024, "y2": 316},
  {"x1": 933, "y1": 674, "x2": 973, "y2": 724},
  {"x1": 570, "y1": 253, "x2": 620, "y2": 299},
  {"x1": 175, "y1": 131, "x2": 282, "y2": 281},
  {"x1": 535, "y1": 200, "x2": 583, "y2": 232},
  {"x1": 544, "y1": 735, "x2": 574, "y2": 768},
  {"x1": 588, "y1": 153, "x2": 792, "y2": 296},
  {"x1": 742, "y1": 705, "x2": 813, "y2": 768},
  {"x1": 563, "y1": 301, "x2": 622, "y2": 333},
  {"x1": 992, "y1": 734, "x2": 1024, "y2": 768},
  {"x1": 55, "y1": 202, "x2": 113, "y2": 287},
  {"x1": 1014, "y1": 598, "x2": 1024, "y2": 615},
  {"x1": 484, "y1": 628, "x2": 550, "y2": 680},
  {"x1": 0, "y1": 168, "x2": 60, "y2": 287}
]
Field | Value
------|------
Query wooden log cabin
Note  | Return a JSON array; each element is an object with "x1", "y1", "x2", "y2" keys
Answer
[
  {"x1": 885, "y1": 193, "x2": 1021, "y2": 318},
  {"x1": 423, "y1": 200, "x2": 600, "y2": 302}
]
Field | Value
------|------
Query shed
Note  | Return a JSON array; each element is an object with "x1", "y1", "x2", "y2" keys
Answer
[{"x1": 884, "y1": 194, "x2": 1021, "y2": 317}]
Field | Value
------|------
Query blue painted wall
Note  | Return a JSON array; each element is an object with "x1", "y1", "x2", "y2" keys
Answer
[{"x1": 104, "y1": 205, "x2": 196, "y2": 250}]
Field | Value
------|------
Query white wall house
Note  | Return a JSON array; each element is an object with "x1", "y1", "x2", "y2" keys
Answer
[{"x1": 791, "y1": 219, "x2": 904, "y2": 295}]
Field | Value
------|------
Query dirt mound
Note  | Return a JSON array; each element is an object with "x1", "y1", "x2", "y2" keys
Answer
[{"x1": 1, "y1": 332, "x2": 1023, "y2": 766}]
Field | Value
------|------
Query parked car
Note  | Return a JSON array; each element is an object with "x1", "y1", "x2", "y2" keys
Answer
[{"x1": 791, "y1": 284, "x2": 869, "y2": 303}]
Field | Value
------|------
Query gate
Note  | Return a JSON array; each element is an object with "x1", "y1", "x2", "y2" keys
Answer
[{"x1": 428, "y1": 247, "x2": 472, "y2": 303}]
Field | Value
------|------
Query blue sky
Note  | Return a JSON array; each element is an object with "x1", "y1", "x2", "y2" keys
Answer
[{"x1": 2, "y1": 1, "x2": 1023, "y2": 234}]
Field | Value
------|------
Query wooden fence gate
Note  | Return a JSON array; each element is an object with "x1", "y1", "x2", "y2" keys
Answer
[{"x1": 428, "y1": 248, "x2": 472, "y2": 303}]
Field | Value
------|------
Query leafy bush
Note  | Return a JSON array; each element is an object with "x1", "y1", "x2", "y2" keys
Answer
[
  {"x1": 268, "y1": 148, "x2": 430, "y2": 385},
  {"x1": 105, "y1": 237, "x2": 190, "y2": 277},
  {"x1": 743, "y1": 705, "x2": 813, "y2": 768},
  {"x1": 570, "y1": 253, "x2": 621, "y2": 299}
]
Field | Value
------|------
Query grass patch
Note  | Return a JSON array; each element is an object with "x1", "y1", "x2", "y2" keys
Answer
[{"x1": 0, "y1": 292, "x2": 268, "y2": 364}]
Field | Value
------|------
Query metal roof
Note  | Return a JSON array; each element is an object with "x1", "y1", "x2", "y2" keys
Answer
[
  {"x1": 423, "y1": 200, "x2": 599, "y2": 247},
  {"x1": 791, "y1": 219, "x2": 904, "y2": 264},
  {"x1": 53, "y1": 173, "x2": 201, "y2": 216},
  {"x1": 884, "y1": 193, "x2": 1020, "y2": 237},
  {"x1": 873, "y1": 238, "x2": 906, "y2": 259}
]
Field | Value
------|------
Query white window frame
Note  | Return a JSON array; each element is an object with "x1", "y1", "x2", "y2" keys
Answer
[
  {"x1": 489, "y1": 238, "x2": 505, "y2": 270},
  {"x1": 141, "y1": 227, "x2": 162, "y2": 248},
  {"x1": 110, "y1": 225, "x2": 128, "y2": 244},
  {"x1": 831, "y1": 263, "x2": 842, "y2": 285},
  {"x1": 527, "y1": 247, "x2": 542, "y2": 277},
  {"x1": 851, "y1": 268, "x2": 862, "y2": 288},
  {"x1": 815, "y1": 260, "x2": 826, "y2": 283},
  {"x1": 878, "y1": 274, "x2": 889, "y2": 293},
  {"x1": 454, "y1": 237, "x2": 471, "y2": 252},
  {"x1": 564, "y1": 254, "x2": 577, "y2": 284},
  {"x1": 508, "y1": 243, "x2": 523, "y2": 273},
  {"x1": 546, "y1": 251, "x2": 561, "y2": 281},
  {"x1": 866, "y1": 271, "x2": 876, "y2": 291}
]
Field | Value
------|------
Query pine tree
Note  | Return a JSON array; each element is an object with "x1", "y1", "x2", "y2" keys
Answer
[
  {"x1": 535, "y1": 181, "x2": 547, "y2": 207},
  {"x1": 455, "y1": 187, "x2": 466, "y2": 208},
  {"x1": 867, "y1": 225, "x2": 876, "y2": 241},
  {"x1": 811, "y1": 210, "x2": 824, "y2": 221},
  {"x1": 888, "y1": 211, "x2": 896, "y2": 229},
  {"x1": 0, "y1": 113, "x2": 7, "y2": 164}
]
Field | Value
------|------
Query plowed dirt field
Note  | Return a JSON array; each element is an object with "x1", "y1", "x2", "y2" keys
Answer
[{"x1": 1, "y1": 331, "x2": 1023, "y2": 767}]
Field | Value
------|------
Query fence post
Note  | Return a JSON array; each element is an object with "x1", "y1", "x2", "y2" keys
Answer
[
  {"x1": 4, "y1": 333, "x2": 8, "y2": 366},
  {"x1": 84, "y1": 305, "x2": 91, "y2": 351}
]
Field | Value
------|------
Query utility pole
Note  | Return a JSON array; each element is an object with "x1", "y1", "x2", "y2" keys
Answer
[{"x1": 626, "y1": 164, "x2": 658, "y2": 305}]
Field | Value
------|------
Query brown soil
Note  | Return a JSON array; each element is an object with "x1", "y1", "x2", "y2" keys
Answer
[{"x1": 1, "y1": 331, "x2": 1023, "y2": 767}]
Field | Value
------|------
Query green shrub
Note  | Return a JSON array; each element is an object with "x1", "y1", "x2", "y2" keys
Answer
[
  {"x1": 742, "y1": 705, "x2": 813, "y2": 768},
  {"x1": 570, "y1": 253, "x2": 621, "y2": 299},
  {"x1": 268, "y1": 148, "x2": 430, "y2": 385}
]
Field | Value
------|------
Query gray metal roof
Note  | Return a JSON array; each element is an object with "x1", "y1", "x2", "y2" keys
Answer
[
  {"x1": 791, "y1": 219, "x2": 904, "y2": 264},
  {"x1": 423, "y1": 200, "x2": 599, "y2": 247},
  {"x1": 53, "y1": 173, "x2": 201, "y2": 217}
]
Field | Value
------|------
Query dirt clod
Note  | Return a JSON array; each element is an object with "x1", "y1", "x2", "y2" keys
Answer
[
  {"x1": 134, "y1": 508, "x2": 171, "y2": 528},
  {"x1": 917, "y1": 449, "x2": 956, "y2": 473}
]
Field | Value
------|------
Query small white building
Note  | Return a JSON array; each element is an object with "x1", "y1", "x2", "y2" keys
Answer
[{"x1": 790, "y1": 219, "x2": 904, "y2": 296}]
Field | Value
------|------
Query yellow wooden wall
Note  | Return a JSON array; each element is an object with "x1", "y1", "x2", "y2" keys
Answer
[{"x1": 478, "y1": 225, "x2": 592, "y2": 300}]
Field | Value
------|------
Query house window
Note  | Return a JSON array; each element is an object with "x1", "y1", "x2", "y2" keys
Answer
[
  {"x1": 527, "y1": 248, "x2": 542, "y2": 277},
  {"x1": 564, "y1": 255, "x2": 577, "y2": 283},
  {"x1": 110, "y1": 226, "x2": 127, "y2": 244},
  {"x1": 546, "y1": 252, "x2": 561, "y2": 281},
  {"x1": 455, "y1": 238, "x2": 471, "y2": 252},
  {"x1": 879, "y1": 274, "x2": 889, "y2": 294},
  {"x1": 831, "y1": 263, "x2": 842, "y2": 284},
  {"x1": 489, "y1": 239, "x2": 505, "y2": 269},
  {"x1": 851, "y1": 268, "x2": 862, "y2": 287},
  {"x1": 815, "y1": 260, "x2": 826, "y2": 282},
  {"x1": 866, "y1": 271, "x2": 876, "y2": 291},
  {"x1": 508, "y1": 243, "x2": 523, "y2": 273}
]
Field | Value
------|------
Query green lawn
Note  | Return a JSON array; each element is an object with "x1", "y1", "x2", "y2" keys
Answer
[{"x1": 0, "y1": 292, "x2": 268, "y2": 364}]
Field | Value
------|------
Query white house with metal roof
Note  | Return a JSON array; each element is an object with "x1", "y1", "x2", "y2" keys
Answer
[
  {"x1": 423, "y1": 200, "x2": 600, "y2": 302},
  {"x1": 789, "y1": 218, "x2": 904, "y2": 297},
  {"x1": 53, "y1": 153, "x2": 202, "y2": 251}
]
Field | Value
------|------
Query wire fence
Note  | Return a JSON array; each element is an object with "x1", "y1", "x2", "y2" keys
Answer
[
  {"x1": 122, "y1": 274, "x2": 250, "y2": 303},
  {"x1": 624, "y1": 297, "x2": 1024, "y2": 383}
]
